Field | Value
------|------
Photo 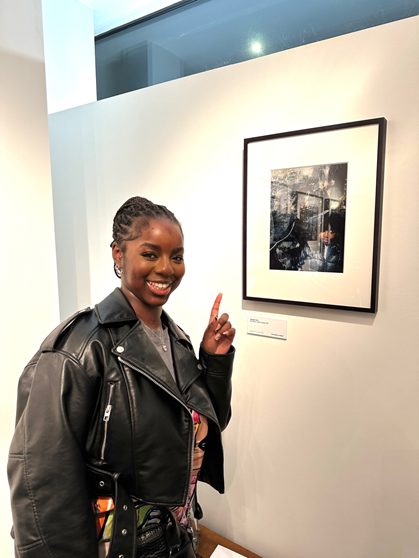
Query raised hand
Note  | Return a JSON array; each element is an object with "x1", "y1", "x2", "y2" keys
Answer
[{"x1": 201, "y1": 293, "x2": 235, "y2": 355}]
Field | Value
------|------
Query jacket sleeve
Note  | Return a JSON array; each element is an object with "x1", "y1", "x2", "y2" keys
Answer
[
  {"x1": 8, "y1": 350, "x2": 100, "y2": 558},
  {"x1": 199, "y1": 347, "x2": 234, "y2": 431}
]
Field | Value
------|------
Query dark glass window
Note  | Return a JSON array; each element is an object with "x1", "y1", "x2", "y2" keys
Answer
[{"x1": 95, "y1": 0, "x2": 419, "y2": 100}]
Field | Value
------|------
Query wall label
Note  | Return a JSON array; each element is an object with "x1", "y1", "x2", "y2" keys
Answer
[{"x1": 247, "y1": 315, "x2": 287, "y2": 340}]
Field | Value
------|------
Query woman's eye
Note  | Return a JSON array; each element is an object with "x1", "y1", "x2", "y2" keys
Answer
[
  {"x1": 173, "y1": 255, "x2": 184, "y2": 263},
  {"x1": 142, "y1": 252, "x2": 157, "y2": 260}
]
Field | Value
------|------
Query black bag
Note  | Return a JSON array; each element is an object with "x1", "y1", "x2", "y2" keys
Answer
[{"x1": 136, "y1": 506, "x2": 196, "y2": 558}]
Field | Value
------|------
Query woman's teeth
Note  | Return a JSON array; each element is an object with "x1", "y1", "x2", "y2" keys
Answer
[{"x1": 147, "y1": 281, "x2": 171, "y2": 290}]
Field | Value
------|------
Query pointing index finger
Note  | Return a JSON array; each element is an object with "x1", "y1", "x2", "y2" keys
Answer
[{"x1": 209, "y1": 293, "x2": 223, "y2": 324}]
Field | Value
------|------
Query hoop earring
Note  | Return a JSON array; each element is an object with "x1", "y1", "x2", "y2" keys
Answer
[{"x1": 114, "y1": 263, "x2": 122, "y2": 279}]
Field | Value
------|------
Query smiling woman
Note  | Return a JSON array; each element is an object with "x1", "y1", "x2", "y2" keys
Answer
[
  {"x1": 8, "y1": 196, "x2": 236, "y2": 558},
  {"x1": 111, "y1": 197, "x2": 186, "y2": 326}
]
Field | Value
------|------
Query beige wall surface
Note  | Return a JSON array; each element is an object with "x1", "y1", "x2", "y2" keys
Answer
[
  {"x1": 0, "y1": 0, "x2": 59, "y2": 556},
  {"x1": 49, "y1": 16, "x2": 419, "y2": 558}
]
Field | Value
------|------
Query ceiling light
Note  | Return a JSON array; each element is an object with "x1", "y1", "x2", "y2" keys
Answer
[{"x1": 250, "y1": 40, "x2": 263, "y2": 55}]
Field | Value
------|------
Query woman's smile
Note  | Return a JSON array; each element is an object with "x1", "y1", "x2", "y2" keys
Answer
[{"x1": 146, "y1": 280, "x2": 174, "y2": 296}]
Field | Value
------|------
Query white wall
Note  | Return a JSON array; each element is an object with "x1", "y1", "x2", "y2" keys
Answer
[
  {"x1": 0, "y1": 0, "x2": 59, "y2": 555},
  {"x1": 42, "y1": 0, "x2": 97, "y2": 113},
  {"x1": 48, "y1": 17, "x2": 419, "y2": 558}
]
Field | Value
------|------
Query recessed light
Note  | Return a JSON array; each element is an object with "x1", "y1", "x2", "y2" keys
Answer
[{"x1": 250, "y1": 40, "x2": 263, "y2": 55}]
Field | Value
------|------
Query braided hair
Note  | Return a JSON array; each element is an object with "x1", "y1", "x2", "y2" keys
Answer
[{"x1": 112, "y1": 196, "x2": 182, "y2": 247}]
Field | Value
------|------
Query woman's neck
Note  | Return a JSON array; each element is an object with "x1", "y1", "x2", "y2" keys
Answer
[{"x1": 121, "y1": 287, "x2": 163, "y2": 329}]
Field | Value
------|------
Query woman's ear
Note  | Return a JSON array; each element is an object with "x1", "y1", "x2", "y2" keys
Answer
[{"x1": 112, "y1": 242, "x2": 123, "y2": 268}]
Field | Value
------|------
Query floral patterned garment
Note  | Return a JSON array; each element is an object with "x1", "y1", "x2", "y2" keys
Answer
[{"x1": 94, "y1": 410, "x2": 208, "y2": 557}]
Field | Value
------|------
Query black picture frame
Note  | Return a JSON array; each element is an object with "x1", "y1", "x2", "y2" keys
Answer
[{"x1": 243, "y1": 118, "x2": 387, "y2": 312}]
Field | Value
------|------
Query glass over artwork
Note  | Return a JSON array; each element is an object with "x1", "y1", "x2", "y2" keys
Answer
[{"x1": 270, "y1": 163, "x2": 347, "y2": 273}]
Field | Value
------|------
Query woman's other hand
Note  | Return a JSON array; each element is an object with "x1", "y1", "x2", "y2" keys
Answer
[{"x1": 201, "y1": 293, "x2": 235, "y2": 355}]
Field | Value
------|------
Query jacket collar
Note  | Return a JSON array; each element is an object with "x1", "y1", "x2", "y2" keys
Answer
[
  {"x1": 95, "y1": 288, "x2": 138, "y2": 325},
  {"x1": 95, "y1": 289, "x2": 200, "y2": 399},
  {"x1": 95, "y1": 288, "x2": 192, "y2": 347}
]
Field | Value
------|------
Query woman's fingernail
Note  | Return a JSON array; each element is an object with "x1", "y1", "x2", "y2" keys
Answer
[
  {"x1": 215, "y1": 324, "x2": 221, "y2": 332},
  {"x1": 215, "y1": 333, "x2": 221, "y2": 341}
]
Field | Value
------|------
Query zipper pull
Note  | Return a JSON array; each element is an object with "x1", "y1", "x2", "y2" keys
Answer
[{"x1": 103, "y1": 404, "x2": 112, "y2": 422}]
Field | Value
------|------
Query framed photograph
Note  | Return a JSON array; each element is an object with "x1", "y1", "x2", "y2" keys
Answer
[{"x1": 243, "y1": 118, "x2": 387, "y2": 312}]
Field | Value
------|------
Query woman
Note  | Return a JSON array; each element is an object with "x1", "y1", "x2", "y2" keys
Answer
[{"x1": 8, "y1": 196, "x2": 235, "y2": 558}]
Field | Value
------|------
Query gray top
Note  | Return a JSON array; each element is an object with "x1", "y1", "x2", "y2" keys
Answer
[{"x1": 142, "y1": 323, "x2": 176, "y2": 381}]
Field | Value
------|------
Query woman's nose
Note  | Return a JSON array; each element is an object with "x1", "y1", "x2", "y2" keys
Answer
[{"x1": 156, "y1": 256, "x2": 174, "y2": 275}]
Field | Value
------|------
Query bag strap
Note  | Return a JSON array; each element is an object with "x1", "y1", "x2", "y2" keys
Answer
[{"x1": 87, "y1": 464, "x2": 137, "y2": 558}]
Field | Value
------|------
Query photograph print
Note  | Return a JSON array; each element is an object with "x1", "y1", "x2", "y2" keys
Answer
[{"x1": 270, "y1": 162, "x2": 347, "y2": 273}]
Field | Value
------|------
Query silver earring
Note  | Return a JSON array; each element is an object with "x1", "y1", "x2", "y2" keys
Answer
[{"x1": 114, "y1": 263, "x2": 122, "y2": 278}]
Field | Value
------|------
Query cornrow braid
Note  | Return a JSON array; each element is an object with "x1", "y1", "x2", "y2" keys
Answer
[{"x1": 112, "y1": 196, "x2": 182, "y2": 248}]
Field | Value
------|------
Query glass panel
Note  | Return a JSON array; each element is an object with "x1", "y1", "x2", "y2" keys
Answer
[{"x1": 95, "y1": 0, "x2": 419, "y2": 100}]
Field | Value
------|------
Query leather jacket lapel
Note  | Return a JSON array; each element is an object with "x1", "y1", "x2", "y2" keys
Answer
[
  {"x1": 113, "y1": 323, "x2": 219, "y2": 425},
  {"x1": 171, "y1": 339, "x2": 201, "y2": 392},
  {"x1": 167, "y1": 325, "x2": 219, "y2": 425},
  {"x1": 111, "y1": 322, "x2": 181, "y2": 398}
]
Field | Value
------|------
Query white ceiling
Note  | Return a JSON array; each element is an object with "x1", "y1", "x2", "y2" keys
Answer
[{"x1": 80, "y1": 0, "x2": 179, "y2": 35}]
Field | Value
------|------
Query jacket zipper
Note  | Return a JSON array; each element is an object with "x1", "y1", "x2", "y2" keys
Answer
[
  {"x1": 100, "y1": 382, "x2": 116, "y2": 461},
  {"x1": 117, "y1": 356, "x2": 194, "y2": 503}
]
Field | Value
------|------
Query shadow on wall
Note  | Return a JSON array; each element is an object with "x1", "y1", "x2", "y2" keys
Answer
[{"x1": 50, "y1": 128, "x2": 91, "y2": 319}]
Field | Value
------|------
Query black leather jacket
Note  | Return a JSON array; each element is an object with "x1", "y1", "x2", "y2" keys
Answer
[{"x1": 8, "y1": 289, "x2": 234, "y2": 558}]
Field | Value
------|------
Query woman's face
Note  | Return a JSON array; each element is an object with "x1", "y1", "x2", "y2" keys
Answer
[{"x1": 114, "y1": 218, "x2": 185, "y2": 313}]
